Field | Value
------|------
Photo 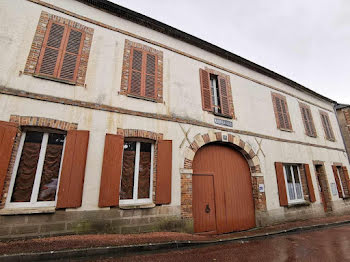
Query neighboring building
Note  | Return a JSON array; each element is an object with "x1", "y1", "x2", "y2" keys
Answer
[
  {"x1": 0, "y1": 0, "x2": 349, "y2": 239},
  {"x1": 336, "y1": 104, "x2": 350, "y2": 163}
]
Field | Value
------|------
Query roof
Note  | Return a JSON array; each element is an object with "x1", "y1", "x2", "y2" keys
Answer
[
  {"x1": 78, "y1": 0, "x2": 336, "y2": 104},
  {"x1": 335, "y1": 104, "x2": 350, "y2": 110}
]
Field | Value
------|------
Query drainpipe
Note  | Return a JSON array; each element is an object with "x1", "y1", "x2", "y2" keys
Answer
[{"x1": 333, "y1": 104, "x2": 350, "y2": 166}]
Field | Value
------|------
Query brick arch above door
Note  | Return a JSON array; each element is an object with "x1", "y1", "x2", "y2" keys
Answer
[
  {"x1": 183, "y1": 131, "x2": 261, "y2": 173},
  {"x1": 181, "y1": 131, "x2": 266, "y2": 219}
]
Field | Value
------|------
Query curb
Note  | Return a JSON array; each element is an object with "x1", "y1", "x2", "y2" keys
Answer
[{"x1": 1, "y1": 220, "x2": 350, "y2": 261}]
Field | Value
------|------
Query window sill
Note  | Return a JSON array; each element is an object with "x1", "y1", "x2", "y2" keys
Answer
[
  {"x1": 33, "y1": 74, "x2": 76, "y2": 85},
  {"x1": 278, "y1": 128, "x2": 293, "y2": 132},
  {"x1": 0, "y1": 207, "x2": 56, "y2": 215},
  {"x1": 126, "y1": 93, "x2": 158, "y2": 103},
  {"x1": 287, "y1": 201, "x2": 310, "y2": 208},
  {"x1": 213, "y1": 112, "x2": 233, "y2": 119},
  {"x1": 119, "y1": 203, "x2": 155, "y2": 210}
]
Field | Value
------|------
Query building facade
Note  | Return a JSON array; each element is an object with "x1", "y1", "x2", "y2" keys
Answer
[
  {"x1": 336, "y1": 104, "x2": 350, "y2": 164},
  {"x1": 0, "y1": 0, "x2": 349, "y2": 238}
]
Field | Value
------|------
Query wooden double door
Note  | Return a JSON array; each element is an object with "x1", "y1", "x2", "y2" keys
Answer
[{"x1": 192, "y1": 143, "x2": 255, "y2": 234}]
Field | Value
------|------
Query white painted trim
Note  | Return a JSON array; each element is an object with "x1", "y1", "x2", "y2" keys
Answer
[
  {"x1": 55, "y1": 137, "x2": 66, "y2": 204},
  {"x1": 30, "y1": 133, "x2": 48, "y2": 203},
  {"x1": 336, "y1": 166, "x2": 345, "y2": 198},
  {"x1": 119, "y1": 141, "x2": 153, "y2": 205},
  {"x1": 6, "y1": 132, "x2": 26, "y2": 206},
  {"x1": 5, "y1": 132, "x2": 65, "y2": 209},
  {"x1": 284, "y1": 165, "x2": 304, "y2": 204}
]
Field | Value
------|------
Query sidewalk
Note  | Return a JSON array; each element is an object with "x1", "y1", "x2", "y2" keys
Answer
[{"x1": 1, "y1": 214, "x2": 350, "y2": 260}]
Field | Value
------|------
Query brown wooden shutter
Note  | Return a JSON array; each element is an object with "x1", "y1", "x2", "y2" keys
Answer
[
  {"x1": 144, "y1": 53, "x2": 157, "y2": 99},
  {"x1": 274, "y1": 96, "x2": 284, "y2": 129},
  {"x1": 98, "y1": 134, "x2": 124, "y2": 207},
  {"x1": 342, "y1": 166, "x2": 350, "y2": 196},
  {"x1": 275, "y1": 162, "x2": 288, "y2": 206},
  {"x1": 301, "y1": 107, "x2": 312, "y2": 136},
  {"x1": 218, "y1": 76, "x2": 231, "y2": 117},
  {"x1": 321, "y1": 113, "x2": 335, "y2": 140},
  {"x1": 332, "y1": 165, "x2": 343, "y2": 198},
  {"x1": 58, "y1": 28, "x2": 84, "y2": 82},
  {"x1": 280, "y1": 99, "x2": 291, "y2": 130},
  {"x1": 0, "y1": 122, "x2": 17, "y2": 198},
  {"x1": 304, "y1": 164, "x2": 316, "y2": 202},
  {"x1": 199, "y1": 69, "x2": 212, "y2": 112},
  {"x1": 36, "y1": 21, "x2": 67, "y2": 77},
  {"x1": 155, "y1": 140, "x2": 172, "y2": 204},
  {"x1": 129, "y1": 48, "x2": 143, "y2": 96},
  {"x1": 306, "y1": 108, "x2": 316, "y2": 136},
  {"x1": 56, "y1": 130, "x2": 89, "y2": 208}
]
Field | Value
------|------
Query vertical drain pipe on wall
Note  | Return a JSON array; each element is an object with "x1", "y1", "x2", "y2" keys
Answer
[{"x1": 334, "y1": 104, "x2": 350, "y2": 165}]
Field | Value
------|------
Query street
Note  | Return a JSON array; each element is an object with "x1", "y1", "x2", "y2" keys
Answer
[{"x1": 95, "y1": 224, "x2": 350, "y2": 262}]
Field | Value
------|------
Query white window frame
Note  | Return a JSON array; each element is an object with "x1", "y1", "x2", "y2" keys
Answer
[
  {"x1": 210, "y1": 75, "x2": 220, "y2": 114},
  {"x1": 119, "y1": 141, "x2": 154, "y2": 205},
  {"x1": 5, "y1": 131, "x2": 66, "y2": 209},
  {"x1": 283, "y1": 164, "x2": 305, "y2": 204},
  {"x1": 336, "y1": 166, "x2": 345, "y2": 198}
]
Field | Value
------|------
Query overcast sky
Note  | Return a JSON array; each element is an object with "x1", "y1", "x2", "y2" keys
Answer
[{"x1": 110, "y1": 0, "x2": 350, "y2": 104}]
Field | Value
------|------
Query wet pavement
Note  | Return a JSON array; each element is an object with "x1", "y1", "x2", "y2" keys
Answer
[{"x1": 95, "y1": 224, "x2": 350, "y2": 262}]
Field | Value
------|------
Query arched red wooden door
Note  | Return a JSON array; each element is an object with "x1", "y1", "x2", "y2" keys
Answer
[{"x1": 192, "y1": 143, "x2": 255, "y2": 234}]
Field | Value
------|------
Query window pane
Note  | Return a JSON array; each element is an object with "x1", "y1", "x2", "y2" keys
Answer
[
  {"x1": 120, "y1": 141, "x2": 136, "y2": 200},
  {"x1": 37, "y1": 133, "x2": 65, "y2": 201},
  {"x1": 285, "y1": 165, "x2": 296, "y2": 200},
  {"x1": 138, "y1": 142, "x2": 151, "y2": 199},
  {"x1": 11, "y1": 132, "x2": 43, "y2": 202},
  {"x1": 292, "y1": 166, "x2": 303, "y2": 200}
]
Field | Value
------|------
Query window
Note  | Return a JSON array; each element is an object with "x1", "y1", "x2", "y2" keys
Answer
[
  {"x1": 120, "y1": 140, "x2": 154, "y2": 204},
  {"x1": 332, "y1": 165, "x2": 350, "y2": 198},
  {"x1": 199, "y1": 68, "x2": 234, "y2": 118},
  {"x1": 35, "y1": 20, "x2": 84, "y2": 83},
  {"x1": 6, "y1": 130, "x2": 66, "y2": 208},
  {"x1": 120, "y1": 40, "x2": 163, "y2": 102},
  {"x1": 283, "y1": 164, "x2": 304, "y2": 203},
  {"x1": 320, "y1": 111, "x2": 335, "y2": 141},
  {"x1": 299, "y1": 103, "x2": 317, "y2": 137},
  {"x1": 271, "y1": 92, "x2": 293, "y2": 131}
]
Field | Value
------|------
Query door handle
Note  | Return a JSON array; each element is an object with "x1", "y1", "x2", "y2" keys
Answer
[{"x1": 205, "y1": 204, "x2": 210, "y2": 213}]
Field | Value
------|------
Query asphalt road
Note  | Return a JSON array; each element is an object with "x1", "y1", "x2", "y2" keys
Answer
[{"x1": 94, "y1": 224, "x2": 350, "y2": 262}]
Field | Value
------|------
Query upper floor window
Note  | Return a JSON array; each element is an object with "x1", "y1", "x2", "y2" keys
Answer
[
  {"x1": 7, "y1": 129, "x2": 66, "y2": 208},
  {"x1": 24, "y1": 11, "x2": 93, "y2": 86},
  {"x1": 199, "y1": 68, "x2": 234, "y2": 118},
  {"x1": 299, "y1": 103, "x2": 317, "y2": 137},
  {"x1": 284, "y1": 164, "x2": 304, "y2": 203},
  {"x1": 36, "y1": 21, "x2": 84, "y2": 83},
  {"x1": 320, "y1": 111, "x2": 335, "y2": 141},
  {"x1": 120, "y1": 40, "x2": 163, "y2": 102},
  {"x1": 271, "y1": 92, "x2": 293, "y2": 131},
  {"x1": 120, "y1": 140, "x2": 154, "y2": 205}
]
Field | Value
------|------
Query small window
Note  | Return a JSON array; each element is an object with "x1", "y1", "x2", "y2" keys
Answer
[
  {"x1": 210, "y1": 74, "x2": 221, "y2": 114},
  {"x1": 6, "y1": 130, "x2": 66, "y2": 208},
  {"x1": 271, "y1": 92, "x2": 293, "y2": 131},
  {"x1": 336, "y1": 166, "x2": 346, "y2": 198},
  {"x1": 320, "y1": 111, "x2": 335, "y2": 141},
  {"x1": 284, "y1": 164, "x2": 304, "y2": 203},
  {"x1": 35, "y1": 20, "x2": 85, "y2": 83},
  {"x1": 199, "y1": 69, "x2": 233, "y2": 118},
  {"x1": 120, "y1": 140, "x2": 154, "y2": 204}
]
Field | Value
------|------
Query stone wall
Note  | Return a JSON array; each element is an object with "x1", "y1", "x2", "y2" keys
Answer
[{"x1": 0, "y1": 206, "x2": 190, "y2": 240}]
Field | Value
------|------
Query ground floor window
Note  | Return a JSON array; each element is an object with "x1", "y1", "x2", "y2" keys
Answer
[
  {"x1": 284, "y1": 164, "x2": 304, "y2": 203},
  {"x1": 6, "y1": 129, "x2": 66, "y2": 208},
  {"x1": 120, "y1": 140, "x2": 154, "y2": 205},
  {"x1": 336, "y1": 166, "x2": 346, "y2": 198}
]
